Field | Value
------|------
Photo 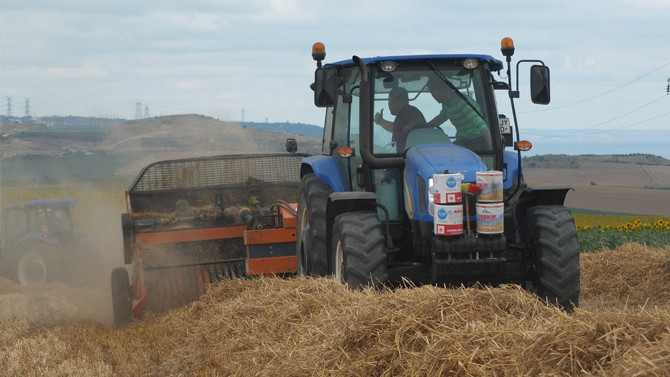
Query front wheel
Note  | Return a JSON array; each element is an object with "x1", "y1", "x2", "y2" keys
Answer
[
  {"x1": 527, "y1": 205, "x2": 580, "y2": 311},
  {"x1": 331, "y1": 211, "x2": 388, "y2": 289}
]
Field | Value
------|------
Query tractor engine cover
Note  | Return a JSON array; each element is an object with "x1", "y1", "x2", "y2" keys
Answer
[{"x1": 403, "y1": 144, "x2": 488, "y2": 222}]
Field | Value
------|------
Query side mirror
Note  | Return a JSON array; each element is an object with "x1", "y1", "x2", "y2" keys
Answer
[
  {"x1": 285, "y1": 138, "x2": 297, "y2": 153},
  {"x1": 530, "y1": 65, "x2": 550, "y2": 104},
  {"x1": 312, "y1": 67, "x2": 338, "y2": 107}
]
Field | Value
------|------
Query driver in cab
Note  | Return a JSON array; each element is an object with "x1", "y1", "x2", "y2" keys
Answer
[{"x1": 374, "y1": 87, "x2": 426, "y2": 152}]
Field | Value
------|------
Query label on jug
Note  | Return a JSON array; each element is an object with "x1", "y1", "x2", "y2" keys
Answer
[
  {"x1": 476, "y1": 202, "x2": 504, "y2": 234},
  {"x1": 476, "y1": 171, "x2": 503, "y2": 202},
  {"x1": 434, "y1": 204, "x2": 463, "y2": 236},
  {"x1": 433, "y1": 173, "x2": 463, "y2": 204}
]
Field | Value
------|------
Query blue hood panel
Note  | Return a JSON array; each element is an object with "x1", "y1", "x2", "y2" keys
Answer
[
  {"x1": 403, "y1": 144, "x2": 487, "y2": 221},
  {"x1": 405, "y1": 144, "x2": 487, "y2": 183}
]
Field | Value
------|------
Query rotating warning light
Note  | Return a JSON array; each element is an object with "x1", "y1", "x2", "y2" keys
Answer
[
  {"x1": 312, "y1": 42, "x2": 326, "y2": 62},
  {"x1": 501, "y1": 37, "x2": 515, "y2": 57}
]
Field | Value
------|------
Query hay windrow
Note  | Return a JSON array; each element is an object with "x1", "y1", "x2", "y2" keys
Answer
[{"x1": 1, "y1": 243, "x2": 670, "y2": 376}]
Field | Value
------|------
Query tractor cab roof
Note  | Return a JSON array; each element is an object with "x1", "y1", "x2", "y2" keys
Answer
[
  {"x1": 4, "y1": 198, "x2": 77, "y2": 211},
  {"x1": 325, "y1": 54, "x2": 503, "y2": 72}
]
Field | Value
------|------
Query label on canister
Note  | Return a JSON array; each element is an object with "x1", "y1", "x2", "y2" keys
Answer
[
  {"x1": 433, "y1": 173, "x2": 463, "y2": 204},
  {"x1": 476, "y1": 202, "x2": 504, "y2": 234},
  {"x1": 476, "y1": 171, "x2": 503, "y2": 202},
  {"x1": 434, "y1": 204, "x2": 463, "y2": 236}
]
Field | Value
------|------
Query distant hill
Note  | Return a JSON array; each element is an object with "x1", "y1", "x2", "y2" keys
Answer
[
  {"x1": 238, "y1": 121, "x2": 323, "y2": 139},
  {"x1": 523, "y1": 154, "x2": 670, "y2": 169},
  {"x1": 0, "y1": 114, "x2": 321, "y2": 184},
  {"x1": 523, "y1": 154, "x2": 670, "y2": 216}
]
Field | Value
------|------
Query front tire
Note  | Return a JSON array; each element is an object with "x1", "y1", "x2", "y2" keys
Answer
[
  {"x1": 111, "y1": 267, "x2": 133, "y2": 326},
  {"x1": 296, "y1": 174, "x2": 332, "y2": 276},
  {"x1": 527, "y1": 205, "x2": 580, "y2": 311},
  {"x1": 331, "y1": 211, "x2": 388, "y2": 289}
]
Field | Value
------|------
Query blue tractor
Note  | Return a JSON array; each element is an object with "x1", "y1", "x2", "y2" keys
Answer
[
  {"x1": 296, "y1": 38, "x2": 580, "y2": 310},
  {"x1": 0, "y1": 198, "x2": 99, "y2": 285}
]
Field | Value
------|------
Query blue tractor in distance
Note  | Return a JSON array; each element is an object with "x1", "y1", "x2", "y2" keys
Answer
[
  {"x1": 0, "y1": 198, "x2": 99, "y2": 285},
  {"x1": 296, "y1": 38, "x2": 580, "y2": 310}
]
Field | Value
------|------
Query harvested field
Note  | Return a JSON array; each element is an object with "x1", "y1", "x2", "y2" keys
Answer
[{"x1": 1, "y1": 243, "x2": 670, "y2": 376}]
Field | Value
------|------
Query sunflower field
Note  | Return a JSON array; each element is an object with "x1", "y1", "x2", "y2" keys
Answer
[{"x1": 572, "y1": 211, "x2": 670, "y2": 252}]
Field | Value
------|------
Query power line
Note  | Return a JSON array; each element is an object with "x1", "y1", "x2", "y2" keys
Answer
[
  {"x1": 524, "y1": 61, "x2": 670, "y2": 113},
  {"x1": 541, "y1": 110, "x2": 670, "y2": 139},
  {"x1": 547, "y1": 94, "x2": 667, "y2": 137},
  {"x1": 572, "y1": 111, "x2": 670, "y2": 136}
]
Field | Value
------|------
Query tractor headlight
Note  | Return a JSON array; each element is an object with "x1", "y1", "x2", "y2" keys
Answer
[
  {"x1": 462, "y1": 58, "x2": 479, "y2": 69},
  {"x1": 428, "y1": 177, "x2": 435, "y2": 216}
]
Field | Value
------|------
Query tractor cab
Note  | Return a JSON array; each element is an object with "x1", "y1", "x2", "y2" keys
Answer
[
  {"x1": 1, "y1": 198, "x2": 77, "y2": 250},
  {"x1": 311, "y1": 46, "x2": 515, "y2": 225}
]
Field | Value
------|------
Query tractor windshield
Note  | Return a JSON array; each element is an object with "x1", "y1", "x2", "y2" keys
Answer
[
  {"x1": 371, "y1": 61, "x2": 495, "y2": 164},
  {"x1": 26, "y1": 207, "x2": 74, "y2": 235}
]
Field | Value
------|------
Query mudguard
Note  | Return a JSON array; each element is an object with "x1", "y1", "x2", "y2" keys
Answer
[
  {"x1": 14, "y1": 234, "x2": 60, "y2": 251},
  {"x1": 502, "y1": 150, "x2": 520, "y2": 190},
  {"x1": 300, "y1": 155, "x2": 347, "y2": 192}
]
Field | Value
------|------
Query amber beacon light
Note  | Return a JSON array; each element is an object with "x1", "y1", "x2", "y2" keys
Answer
[
  {"x1": 500, "y1": 37, "x2": 515, "y2": 58},
  {"x1": 312, "y1": 42, "x2": 326, "y2": 66}
]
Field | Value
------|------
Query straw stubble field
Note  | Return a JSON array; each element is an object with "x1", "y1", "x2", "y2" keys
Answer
[{"x1": 1, "y1": 243, "x2": 670, "y2": 376}]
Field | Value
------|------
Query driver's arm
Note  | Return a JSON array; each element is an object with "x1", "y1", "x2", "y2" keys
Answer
[
  {"x1": 428, "y1": 107, "x2": 449, "y2": 127},
  {"x1": 374, "y1": 111, "x2": 394, "y2": 132}
]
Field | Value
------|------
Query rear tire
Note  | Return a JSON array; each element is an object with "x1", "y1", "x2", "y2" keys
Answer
[
  {"x1": 111, "y1": 267, "x2": 132, "y2": 326},
  {"x1": 17, "y1": 250, "x2": 51, "y2": 285},
  {"x1": 296, "y1": 174, "x2": 331, "y2": 276},
  {"x1": 331, "y1": 211, "x2": 388, "y2": 289},
  {"x1": 121, "y1": 213, "x2": 134, "y2": 265},
  {"x1": 527, "y1": 205, "x2": 580, "y2": 311}
]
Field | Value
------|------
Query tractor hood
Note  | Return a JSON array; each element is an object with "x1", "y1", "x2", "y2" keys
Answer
[
  {"x1": 405, "y1": 144, "x2": 487, "y2": 183},
  {"x1": 403, "y1": 144, "x2": 487, "y2": 221}
]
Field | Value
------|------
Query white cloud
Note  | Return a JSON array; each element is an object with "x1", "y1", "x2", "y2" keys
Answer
[{"x1": 0, "y1": 0, "x2": 668, "y2": 131}]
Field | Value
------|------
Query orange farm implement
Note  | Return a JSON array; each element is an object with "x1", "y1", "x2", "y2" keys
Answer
[{"x1": 111, "y1": 152, "x2": 306, "y2": 325}]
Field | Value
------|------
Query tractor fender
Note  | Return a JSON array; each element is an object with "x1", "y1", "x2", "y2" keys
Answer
[
  {"x1": 325, "y1": 192, "x2": 378, "y2": 270},
  {"x1": 14, "y1": 233, "x2": 60, "y2": 252},
  {"x1": 300, "y1": 155, "x2": 347, "y2": 192},
  {"x1": 502, "y1": 150, "x2": 520, "y2": 190},
  {"x1": 519, "y1": 185, "x2": 573, "y2": 206},
  {"x1": 509, "y1": 185, "x2": 574, "y2": 242}
]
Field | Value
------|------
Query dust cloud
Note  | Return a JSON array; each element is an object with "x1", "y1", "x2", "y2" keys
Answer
[
  {"x1": 0, "y1": 116, "x2": 311, "y2": 329},
  {"x1": 0, "y1": 184, "x2": 126, "y2": 328}
]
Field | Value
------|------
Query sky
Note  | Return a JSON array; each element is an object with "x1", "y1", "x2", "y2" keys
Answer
[{"x1": 1, "y1": 0, "x2": 670, "y2": 156}]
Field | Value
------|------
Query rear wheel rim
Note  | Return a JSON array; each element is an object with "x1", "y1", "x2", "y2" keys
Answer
[{"x1": 18, "y1": 252, "x2": 47, "y2": 285}]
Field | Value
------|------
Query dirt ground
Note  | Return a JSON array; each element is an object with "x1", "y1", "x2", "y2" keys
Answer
[
  {"x1": 1, "y1": 243, "x2": 669, "y2": 376},
  {"x1": 525, "y1": 164, "x2": 670, "y2": 216}
]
